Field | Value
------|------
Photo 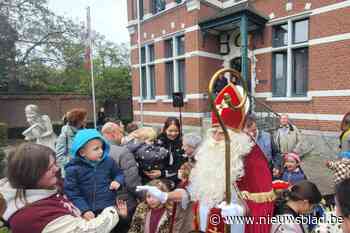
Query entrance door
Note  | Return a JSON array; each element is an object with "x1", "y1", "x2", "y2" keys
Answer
[{"x1": 230, "y1": 57, "x2": 251, "y2": 94}]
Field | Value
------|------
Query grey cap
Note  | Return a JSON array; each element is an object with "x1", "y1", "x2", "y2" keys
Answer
[{"x1": 182, "y1": 133, "x2": 202, "y2": 149}]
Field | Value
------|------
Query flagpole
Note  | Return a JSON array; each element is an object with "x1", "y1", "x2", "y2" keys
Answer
[
  {"x1": 87, "y1": 6, "x2": 97, "y2": 128},
  {"x1": 136, "y1": 0, "x2": 144, "y2": 126}
]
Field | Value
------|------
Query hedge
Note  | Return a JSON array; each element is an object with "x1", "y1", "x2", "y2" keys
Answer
[{"x1": 0, "y1": 123, "x2": 7, "y2": 147}]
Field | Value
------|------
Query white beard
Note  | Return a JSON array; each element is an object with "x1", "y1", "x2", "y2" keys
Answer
[{"x1": 189, "y1": 129, "x2": 254, "y2": 208}]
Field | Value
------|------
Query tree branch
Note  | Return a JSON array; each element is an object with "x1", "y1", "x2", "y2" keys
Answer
[{"x1": 18, "y1": 30, "x2": 66, "y2": 65}]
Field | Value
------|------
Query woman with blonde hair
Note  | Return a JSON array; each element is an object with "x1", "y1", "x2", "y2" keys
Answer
[{"x1": 129, "y1": 127, "x2": 157, "y2": 143}]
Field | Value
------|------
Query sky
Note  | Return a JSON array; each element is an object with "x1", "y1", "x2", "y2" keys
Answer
[{"x1": 48, "y1": 0, "x2": 130, "y2": 44}]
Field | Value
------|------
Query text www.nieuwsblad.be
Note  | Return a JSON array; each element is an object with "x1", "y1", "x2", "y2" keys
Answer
[{"x1": 219, "y1": 214, "x2": 344, "y2": 225}]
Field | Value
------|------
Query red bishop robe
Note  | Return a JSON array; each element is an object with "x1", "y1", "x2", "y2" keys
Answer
[
  {"x1": 192, "y1": 144, "x2": 274, "y2": 233},
  {"x1": 236, "y1": 144, "x2": 275, "y2": 233}
]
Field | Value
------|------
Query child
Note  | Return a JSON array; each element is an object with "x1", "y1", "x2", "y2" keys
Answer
[
  {"x1": 280, "y1": 152, "x2": 306, "y2": 185},
  {"x1": 124, "y1": 179, "x2": 173, "y2": 233},
  {"x1": 177, "y1": 162, "x2": 193, "y2": 188},
  {"x1": 126, "y1": 127, "x2": 169, "y2": 185},
  {"x1": 64, "y1": 129, "x2": 124, "y2": 220},
  {"x1": 326, "y1": 151, "x2": 350, "y2": 184},
  {"x1": 172, "y1": 162, "x2": 194, "y2": 233}
]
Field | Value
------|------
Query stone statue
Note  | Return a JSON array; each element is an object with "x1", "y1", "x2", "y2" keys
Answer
[{"x1": 22, "y1": 104, "x2": 57, "y2": 150}]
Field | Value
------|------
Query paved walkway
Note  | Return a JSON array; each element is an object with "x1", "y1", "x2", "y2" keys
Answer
[{"x1": 302, "y1": 154, "x2": 334, "y2": 195}]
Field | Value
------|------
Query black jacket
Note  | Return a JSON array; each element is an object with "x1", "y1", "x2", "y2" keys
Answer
[
  {"x1": 156, "y1": 133, "x2": 186, "y2": 186},
  {"x1": 126, "y1": 140, "x2": 169, "y2": 184}
]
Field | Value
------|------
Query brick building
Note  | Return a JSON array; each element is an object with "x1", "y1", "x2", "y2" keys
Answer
[{"x1": 126, "y1": 0, "x2": 350, "y2": 139}]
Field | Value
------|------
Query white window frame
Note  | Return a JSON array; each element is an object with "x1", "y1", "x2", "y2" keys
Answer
[
  {"x1": 271, "y1": 18, "x2": 309, "y2": 98},
  {"x1": 164, "y1": 34, "x2": 186, "y2": 99},
  {"x1": 141, "y1": 43, "x2": 156, "y2": 100}
]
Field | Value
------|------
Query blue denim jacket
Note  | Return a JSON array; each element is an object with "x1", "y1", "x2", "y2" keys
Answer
[{"x1": 256, "y1": 130, "x2": 272, "y2": 162}]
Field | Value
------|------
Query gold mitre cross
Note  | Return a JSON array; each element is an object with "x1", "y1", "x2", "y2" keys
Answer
[{"x1": 216, "y1": 93, "x2": 234, "y2": 115}]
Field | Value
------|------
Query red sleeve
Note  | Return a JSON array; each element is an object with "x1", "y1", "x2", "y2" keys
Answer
[{"x1": 237, "y1": 145, "x2": 273, "y2": 193}]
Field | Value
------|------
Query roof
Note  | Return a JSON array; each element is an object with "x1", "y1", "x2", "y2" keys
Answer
[{"x1": 199, "y1": 1, "x2": 268, "y2": 33}]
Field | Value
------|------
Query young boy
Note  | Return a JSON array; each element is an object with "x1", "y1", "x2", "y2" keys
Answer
[{"x1": 64, "y1": 129, "x2": 124, "y2": 220}]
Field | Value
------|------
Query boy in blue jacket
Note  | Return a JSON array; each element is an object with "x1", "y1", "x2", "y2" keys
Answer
[{"x1": 64, "y1": 129, "x2": 124, "y2": 221}]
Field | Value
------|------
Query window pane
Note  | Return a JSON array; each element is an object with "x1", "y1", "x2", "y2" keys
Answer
[
  {"x1": 292, "y1": 48, "x2": 308, "y2": 96},
  {"x1": 141, "y1": 47, "x2": 146, "y2": 64},
  {"x1": 273, "y1": 52, "x2": 287, "y2": 97},
  {"x1": 165, "y1": 39, "x2": 173, "y2": 58},
  {"x1": 149, "y1": 44, "x2": 155, "y2": 62},
  {"x1": 149, "y1": 65, "x2": 156, "y2": 99},
  {"x1": 151, "y1": 0, "x2": 165, "y2": 14},
  {"x1": 176, "y1": 35, "x2": 185, "y2": 56},
  {"x1": 178, "y1": 59, "x2": 186, "y2": 94},
  {"x1": 139, "y1": 0, "x2": 144, "y2": 19},
  {"x1": 273, "y1": 24, "x2": 288, "y2": 47},
  {"x1": 141, "y1": 67, "x2": 147, "y2": 98},
  {"x1": 165, "y1": 62, "x2": 174, "y2": 97},
  {"x1": 293, "y1": 19, "x2": 308, "y2": 44}
]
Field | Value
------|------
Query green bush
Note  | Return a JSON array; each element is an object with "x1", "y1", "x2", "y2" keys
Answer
[{"x1": 0, "y1": 123, "x2": 8, "y2": 147}]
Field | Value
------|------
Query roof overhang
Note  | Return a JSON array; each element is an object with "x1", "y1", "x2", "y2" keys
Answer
[{"x1": 199, "y1": 2, "x2": 268, "y2": 34}]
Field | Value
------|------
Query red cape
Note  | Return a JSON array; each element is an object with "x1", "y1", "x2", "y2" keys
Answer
[{"x1": 236, "y1": 144, "x2": 275, "y2": 233}]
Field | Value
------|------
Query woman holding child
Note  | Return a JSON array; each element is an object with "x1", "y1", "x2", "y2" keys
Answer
[
  {"x1": 64, "y1": 129, "x2": 124, "y2": 220},
  {"x1": 0, "y1": 143, "x2": 121, "y2": 233}
]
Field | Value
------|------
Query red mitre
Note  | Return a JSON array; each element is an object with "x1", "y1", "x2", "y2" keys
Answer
[{"x1": 211, "y1": 84, "x2": 247, "y2": 130}]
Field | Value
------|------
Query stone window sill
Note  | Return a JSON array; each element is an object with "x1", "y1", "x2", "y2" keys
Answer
[
  {"x1": 138, "y1": 99, "x2": 157, "y2": 103},
  {"x1": 266, "y1": 97, "x2": 312, "y2": 102}
]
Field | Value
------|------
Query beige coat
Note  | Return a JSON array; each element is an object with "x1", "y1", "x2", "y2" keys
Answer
[{"x1": 274, "y1": 125, "x2": 302, "y2": 155}]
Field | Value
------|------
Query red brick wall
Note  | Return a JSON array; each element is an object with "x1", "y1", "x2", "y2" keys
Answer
[
  {"x1": 128, "y1": 0, "x2": 350, "y2": 129},
  {"x1": 130, "y1": 4, "x2": 198, "y2": 46},
  {"x1": 252, "y1": 0, "x2": 344, "y2": 19},
  {"x1": 0, "y1": 94, "x2": 93, "y2": 128},
  {"x1": 134, "y1": 114, "x2": 202, "y2": 126},
  {"x1": 259, "y1": 97, "x2": 350, "y2": 115},
  {"x1": 132, "y1": 68, "x2": 140, "y2": 97},
  {"x1": 255, "y1": 53, "x2": 272, "y2": 93},
  {"x1": 309, "y1": 41, "x2": 350, "y2": 90},
  {"x1": 310, "y1": 7, "x2": 350, "y2": 39}
]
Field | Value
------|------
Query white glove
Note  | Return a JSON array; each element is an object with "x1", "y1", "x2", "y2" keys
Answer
[
  {"x1": 218, "y1": 201, "x2": 245, "y2": 218},
  {"x1": 136, "y1": 185, "x2": 168, "y2": 204}
]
